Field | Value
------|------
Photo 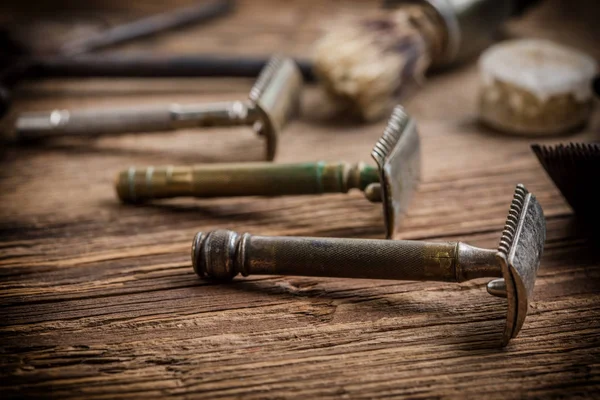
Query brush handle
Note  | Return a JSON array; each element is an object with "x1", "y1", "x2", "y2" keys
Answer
[
  {"x1": 115, "y1": 162, "x2": 380, "y2": 203},
  {"x1": 14, "y1": 101, "x2": 257, "y2": 140}
]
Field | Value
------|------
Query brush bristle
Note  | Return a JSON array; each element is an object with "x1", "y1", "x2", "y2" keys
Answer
[
  {"x1": 498, "y1": 184, "x2": 529, "y2": 257},
  {"x1": 313, "y1": 5, "x2": 439, "y2": 121},
  {"x1": 371, "y1": 106, "x2": 409, "y2": 167},
  {"x1": 532, "y1": 143, "x2": 600, "y2": 221},
  {"x1": 249, "y1": 56, "x2": 285, "y2": 102}
]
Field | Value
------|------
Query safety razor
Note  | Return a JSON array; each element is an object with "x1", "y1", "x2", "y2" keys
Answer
[
  {"x1": 14, "y1": 56, "x2": 302, "y2": 161},
  {"x1": 115, "y1": 106, "x2": 420, "y2": 238},
  {"x1": 191, "y1": 184, "x2": 546, "y2": 346}
]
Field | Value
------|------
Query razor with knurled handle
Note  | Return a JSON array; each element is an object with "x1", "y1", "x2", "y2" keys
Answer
[
  {"x1": 14, "y1": 56, "x2": 302, "y2": 161},
  {"x1": 191, "y1": 184, "x2": 546, "y2": 345},
  {"x1": 115, "y1": 106, "x2": 420, "y2": 238}
]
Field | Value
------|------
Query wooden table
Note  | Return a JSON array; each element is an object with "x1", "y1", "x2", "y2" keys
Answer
[{"x1": 1, "y1": 1, "x2": 599, "y2": 398}]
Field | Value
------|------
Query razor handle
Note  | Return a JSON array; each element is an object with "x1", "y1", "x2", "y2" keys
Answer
[
  {"x1": 192, "y1": 230, "x2": 502, "y2": 282},
  {"x1": 116, "y1": 162, "x2": 380, "y2": 203},
  {"x1": 15, "y1": 101, "x2": 259, "y2": 141}
]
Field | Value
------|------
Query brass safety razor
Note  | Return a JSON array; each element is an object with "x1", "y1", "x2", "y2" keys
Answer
[
  {"x1": 191, "y1": 184, "x2": 546, "y2": 346},
  {"x1": 115, "y1": 106, "x2": 420, "y2": 238},
  {"x1": 14, "y1": 56, "x2": 302, "y2": 161}
]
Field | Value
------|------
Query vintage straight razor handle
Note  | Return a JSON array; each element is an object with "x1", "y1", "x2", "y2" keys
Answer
[
  {"x1": 115, "y1": 106, "x2": 420, "y2": 238},
  {"x1": 14, "y1": 56, "x2": 302, "y2": 161},
  {"x1": 191, "y1": 184, "x2": 546, "y2": 346}
]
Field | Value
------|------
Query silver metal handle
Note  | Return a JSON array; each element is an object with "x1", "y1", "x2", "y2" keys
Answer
[
  {"x1": 14, "y1": 101, "x2": 259, "y2": 141},
  {"x1": 15, "y1": 106, "x2": 174, "y2": 140}
]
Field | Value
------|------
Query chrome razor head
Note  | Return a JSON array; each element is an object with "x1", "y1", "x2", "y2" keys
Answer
[
  {"x1": 493, "y1": 184, "x2": 546, "y2": 346},
  {"x1": 371, "y1": 106, "x2": 421, "y2": 239},
  {"x1": 249, "y1": 56, "x2": 303, "y2": 161}
]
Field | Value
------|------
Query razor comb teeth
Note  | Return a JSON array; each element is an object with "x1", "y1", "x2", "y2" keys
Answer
[
  {"x1": 371, "y1": 106, "x2": 409, "y2": 166},
  {"x1": 249, "y1": 56, "x2": 285, "y2": 102},
  {"x1": 498, "y1": 184, "x2": 528, "y2": 256}
]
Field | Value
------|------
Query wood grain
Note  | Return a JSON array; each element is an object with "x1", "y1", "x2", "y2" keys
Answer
[{"x1": 1, "y1": 0, "x2": 600, "y2": 398}]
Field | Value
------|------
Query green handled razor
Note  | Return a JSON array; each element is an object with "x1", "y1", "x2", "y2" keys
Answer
[{"x1": 115, "y1": 106, "x2": 421, "y2": 238}]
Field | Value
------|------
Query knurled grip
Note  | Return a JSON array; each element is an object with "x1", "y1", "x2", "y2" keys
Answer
[
  {"x1": 15, "y1": 106, "x2": 175, "y2": 140},
  {"x1": 192, "y1": 229, "x2": 459, "y2": 282}
]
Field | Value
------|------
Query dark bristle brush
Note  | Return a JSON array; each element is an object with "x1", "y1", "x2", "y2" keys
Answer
[{"x1": 532, "y1": 143, "x2": 600, "y2": 224}]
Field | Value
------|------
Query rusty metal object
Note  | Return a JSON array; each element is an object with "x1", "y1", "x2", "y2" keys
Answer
[
  {"x1": 191, "y1": 184, "x2": 546, "y2": 346},
  {"x1": 115, "y1": 106, "x2": 420, "y2": 238},
  {"x1": 14, "y1": 56, "x2": 302, "y2": 161}
]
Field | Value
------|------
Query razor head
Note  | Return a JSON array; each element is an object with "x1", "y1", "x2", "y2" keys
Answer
[
  {"x1": 496, "y1": 184, "x2": 546, "y2": 346},
  {"x1": 371, "y1": 106, "x2": 421, "y2": 239},
  {"x1": 249, "y1": 56, "x2": 303, "y2": 161}
]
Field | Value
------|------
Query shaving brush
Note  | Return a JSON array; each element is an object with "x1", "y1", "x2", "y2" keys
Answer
[{"x1": 313, "y1": 0, "x2": 540, "y2": 121}]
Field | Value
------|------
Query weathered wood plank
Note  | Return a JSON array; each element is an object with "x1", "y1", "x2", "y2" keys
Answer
[{"x1": 1, "y1": 0, "x2": 599, "y2": 398}]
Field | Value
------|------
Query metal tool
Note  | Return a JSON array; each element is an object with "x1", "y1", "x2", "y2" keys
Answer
[
  {"x1": 115, "y1": 106, "x2": 421, "y2": 238},
  {"x1": 0, "y1": 0, "x2": 234, "y2": 62},
  {"x1": 191, "y1": 184, "x2": 546, "y2": 346},
  {"x1": 14, "y1": 56, "x2": 302, "y2": 161},
  {"x1": 60, "y1": 0, "x2": 235, "y2": 56}
]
